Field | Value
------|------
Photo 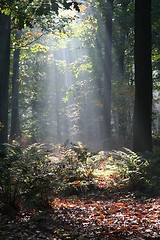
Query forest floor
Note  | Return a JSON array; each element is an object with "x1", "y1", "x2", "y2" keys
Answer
[
  {"x1": 0, "y1": 192, "x2": 160, "y2": 239},
  {"x1": 0, "y1": 188, "x2": 160, "y2": 240},
  {"x1": 0, "y1": 144, "x2": 160, "y2": 239}
]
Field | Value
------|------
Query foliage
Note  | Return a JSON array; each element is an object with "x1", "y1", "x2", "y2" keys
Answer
[
  {"x1": 143, "y1": 147, "x2": 160, "y2": 196},
  {"x1": 0, "y1": 142, "x2": 24, "y2": 209},
  {"x1": 0, "y1": 122, "x2": 3, "y2": 131},
  {"x1": 12, "y1": 0, "x2": 136, "y2": 147},
  {"x1": 0, "y1": 141, "x2": 100, "y2": 209},
  {"x1": 50, "y1": 142, "x2": 94, "y2": 196},
  {"x1": 1, "y1": 141, "x2": 159, "y2": 212},
  {"x1": 0, "y1": 145, "x2": 160, "y2": 239},
  {"x1": 21, "y1": 143, "x2": 55, "y2": 207},
  {"x1": 112, "y1": 148, "x2": 149, "y2": 190},
  {"x1": 0, "y1": 142, "x2": 53, "y2": 210},
  {"x1": 0, "y1": 0, "x2": 80, "y2": 29}
]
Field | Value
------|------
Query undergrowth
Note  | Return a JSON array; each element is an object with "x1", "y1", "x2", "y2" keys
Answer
[{"x1": 0, "y1": 141, "x2": 160, "y2": 212}]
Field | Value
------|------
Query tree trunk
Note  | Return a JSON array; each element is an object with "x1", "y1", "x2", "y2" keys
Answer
[
  {"x1": 10, "y1": 30, "x2": 21, "y2": 142},
  {"x1": 103, "y1": 0, "x2": 113, "y2": 149},
  {"x1": 117, "y1": 1, "x2": 128, "y2": 143},
  {"x1": 117, "y1": 31, "x2": 126, "y2": 141},
  {"x1": 0, "y1": 13, "x2": 11, "y2": 150},
  {"x1": 133, "y1": 0, "x2": 152, "y2": 152}
]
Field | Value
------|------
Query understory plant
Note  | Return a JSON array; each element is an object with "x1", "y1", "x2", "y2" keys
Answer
[
  {"x1": 143, "y1": 147, "x2": 160, "y2": 196},
  {"x1": 0, "y1": 142, "x2": 24, "y2": 209},
  {"x1": 0, "y1": 141, "x2": 95, "y2": 210},
  {"x1": 52, "y1": 142, "x2": 94, "y2": 195},
  {"x1": 112, "y1": 148, "x2": 149, "y2": 190},
  {"x1": 0, "y1": 142, "x2": 54, "y2": 210},
  {"x1": 1, "y1": 141, "x2": 159, "y2": 212}
]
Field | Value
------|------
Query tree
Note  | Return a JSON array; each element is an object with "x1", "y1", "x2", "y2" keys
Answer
[
  {"x1": 103, "y1": 0, "x2": 113, "y2": 149},
  {"x1": 116, "y1": 1, "x2": 128, "y2": 142},
  {"x1": 133, "y1": 0, "x2": 152, "y2": 152},
  {"x1": 0, "y1": 13, "x2": 11, "y2": 149},
  {"x1": 10, "y1": 30, "x2": 21, "y2": 142},
  {"x1": 112, "y1": 0, "x2": 134, "y2": 146},
  {"x1": 0, "y1": 0, "x2": 80, "y2": 149}
]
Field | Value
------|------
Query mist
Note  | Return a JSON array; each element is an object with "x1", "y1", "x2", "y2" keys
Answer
[
  {"x1": 17, "y1": 5, "x2": 110, "y2": 151},
  {"x1": 13, "y1": 1, "x2": 156, "y2": 151}
]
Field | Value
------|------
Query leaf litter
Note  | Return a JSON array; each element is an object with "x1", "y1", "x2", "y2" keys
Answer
[
  {"x1": 0, "y1": 145, "x2": 160, "y2": 239},
  {"x1": 1, "y1": 194, "x2": 160, "y2": 239}
]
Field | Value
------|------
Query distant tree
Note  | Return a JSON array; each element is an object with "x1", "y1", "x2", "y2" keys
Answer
[
  {"x1": 10, "y1": 30, "x2": 21, "y2": 142},
  {"x1": 133, "y1": 0, "x2": 152, "y2": 152},
  {"x1": 116, "y1": 1, "x2": 128, "y2": 142},
  {"x1": 103, "y1": 0, "x2": 113, "y2": 149},
  {"x1": 0, "y1": 0, "x2": 80, "y2": 149},
  {"x1": 112, "y1": 0, "x2": 134, "y2": 146},
  {"x1": 0, "y1": 13, "x2": 11, "y2": 149}
]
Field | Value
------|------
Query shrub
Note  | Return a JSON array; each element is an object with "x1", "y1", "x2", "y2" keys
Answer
[
  {"x1": 0, "y1": 142, "x2": 54, "y2": 210},
  {"x1": 112, "y1": 148, "x2": 149, "y2": 190},
  {"x1": 52, "y1": 142, "x2": 93, "y2": 195},
  {"x1": 143, "y1": 147, "x2": 160, "y2": 196},
  {"x1": 0, "y1": 142, "x2": 25, "y2": 211},
  {"x1": 21, "y1": 143, "x2": 55, "y2": 208}
]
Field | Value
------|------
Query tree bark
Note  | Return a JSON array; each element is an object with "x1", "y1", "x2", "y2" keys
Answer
[
  {"x1": 133, "y1": 0, "x2": 152, "y2": 152},
  {"x1": 10, "y1": 30, "x2": 21, "y2": 142},
  {"x1": 117, "y1": 31, "x2": 126, "y2": 141},
  {"x1": 103, "y1": 0, "x2": 113, "y2": 149},
  {"x1": 117, "y1": 1, "x2": 128, "y2": 143},
  {"x1": 0, "y1": 13, "x2": 11, "y2": 150}
]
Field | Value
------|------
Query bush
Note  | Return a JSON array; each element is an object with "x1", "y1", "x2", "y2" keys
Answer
[
  {"x1": 0, "y1": 142, "x2": 54, "y2": 211},
  {"x1": 21, "y1": 143, "x2": 55, "y2": 208},
  {"x1": 52, "y1": 142, "x2": 93, "y2": 196},
  {"x1": 112, "y1": 148, "x2": 149, "y2": 190},
  {"x1": 143, "y1": 147, "x2": 160, "y2": 196},
  {"x1": 0, "y1": 142, "x2": 24, "y2": 209},
  {"x1": 0, "y1": 141, "x2": 94, "y2": 210}
]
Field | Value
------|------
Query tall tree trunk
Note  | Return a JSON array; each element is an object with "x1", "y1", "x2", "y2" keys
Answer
[
  {"x1": 10, "y1": 30, "x2": 21, "y2": 142},
  {"x1": 0, "y1": 13, "x2": 11, "y2": 150},
  {"x1": 117, "y1": 31, "x2": 126, "y2": 142},
  {"x1": 103, "y1": 0, "x2": 113, "y2": 149},
  {"x1": 133, "y1": 0, "x2": 152, "y2": 152},
  {"x1": 117, "y1": 1, "x2": 128, "y2": 144}
]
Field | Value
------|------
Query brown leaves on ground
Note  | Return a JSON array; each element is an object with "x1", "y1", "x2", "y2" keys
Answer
[
  {"x1": 51, "y1": 196, "x2": 160, "y2": 239},
  {"x1": 0, "y1": 145, "x2": 160, "y2": 239},
  {"x1": 0, "y1": 196, "x2": 160, "y2": 239}
]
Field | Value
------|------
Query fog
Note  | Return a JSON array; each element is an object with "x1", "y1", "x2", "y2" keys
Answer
[{"x1": 17, "y1": 5, "x2": 110, "y2": 151}]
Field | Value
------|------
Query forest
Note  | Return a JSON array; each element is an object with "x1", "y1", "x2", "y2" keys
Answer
[{"x1": 0, "y1": 0, "x2": 160, "y2": 239}]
